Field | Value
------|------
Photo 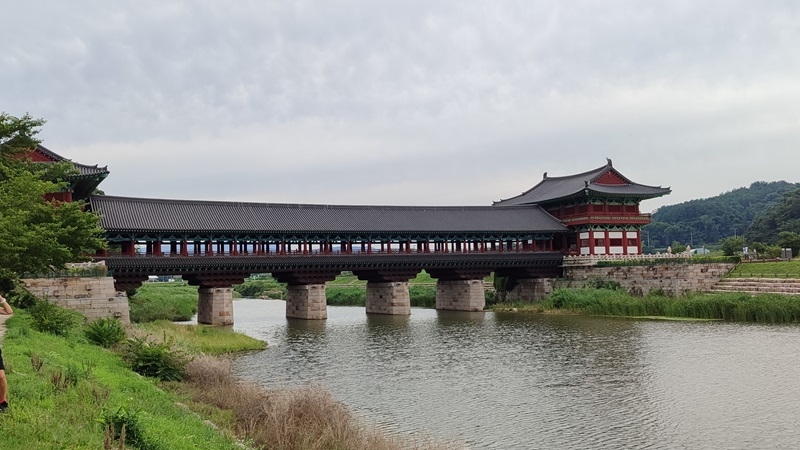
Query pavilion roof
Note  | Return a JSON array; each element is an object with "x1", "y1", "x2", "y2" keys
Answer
[
  {"x1": 89, "y1": 195, "x2": 567, "y2": 235},
  {"x1": 493, "y1": 159, "x2": 671, "y2": 206},
  {"x1": 35, "y1": 145, "x2": 109, "y2": 199},
  {"x1": 35, "y1": 145, "x2": 110, "y2": 178}
]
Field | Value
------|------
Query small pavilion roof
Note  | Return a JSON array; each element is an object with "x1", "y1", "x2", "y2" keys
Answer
[
  {"x1": 35, "y1": 145, "x2": 109, "y2": 199},
  {"x1": 89, "y1": 195, "x2": 567, "y2": 235},
  {"x1": 494, "y1": 159, "x2": 671, "y2": 206},
  {"x1": 35, "y1": 145, "x2": 110, "y2": 178}
]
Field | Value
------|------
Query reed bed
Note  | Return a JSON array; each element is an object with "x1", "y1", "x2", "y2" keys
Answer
[
  {"x1": 541, "y1": 288, "x2": 800, "y2": 323},
  {"x1": 184, "y1": 356, "x2": 455, "y2": 450}
]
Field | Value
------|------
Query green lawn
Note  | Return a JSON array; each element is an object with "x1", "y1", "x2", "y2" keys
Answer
[{"x1": 728, "y1": 260, "x2": 800, "y2": 278}]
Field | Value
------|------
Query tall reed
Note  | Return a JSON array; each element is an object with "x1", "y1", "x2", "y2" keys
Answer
[{"x1": 543, "y1": 288, "x2": 800, "y2": 323}]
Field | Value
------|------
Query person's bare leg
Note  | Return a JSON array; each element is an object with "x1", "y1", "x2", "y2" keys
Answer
[{"x1": 0, "y1": 369, "x2": 7, "y2": 405}]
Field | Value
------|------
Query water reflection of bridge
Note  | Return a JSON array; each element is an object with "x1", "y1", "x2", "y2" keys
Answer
[{"x1": 91, "y1": 195, "x2": 566, "y2": 324}]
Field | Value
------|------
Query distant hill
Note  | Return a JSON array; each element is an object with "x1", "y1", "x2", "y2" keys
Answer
[
  {"x1": 746, "y1": 188, "x2": 800, "y2": 244},
  {"x1": 642, "y1": 181, "x2": 800, "y2": 250}
]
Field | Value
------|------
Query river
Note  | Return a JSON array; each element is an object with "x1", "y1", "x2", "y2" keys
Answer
[{"x1": 231, "y1": 299, "x2": 800, "y2": 450}]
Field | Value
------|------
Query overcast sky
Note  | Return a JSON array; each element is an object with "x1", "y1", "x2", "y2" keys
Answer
[{"x1": 3, "y1": 1, "x2": 798, "y2": 212}]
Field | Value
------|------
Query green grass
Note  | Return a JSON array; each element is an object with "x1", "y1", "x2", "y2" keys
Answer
[
  {"x1": 492, "y1": 288, "x2": 800, "y2": 323},
  {"x1": 0, "y1": 313, "x2": 245, "y2": 449},
  {"x1": 325, "y1": 286, "x2": 366, "y2": 306},
  {"x1": 134, "y1": 320, "x2": 266, "y2": 354},
  {"x1": 728, "y1": 260, "x2": 800, "y2": 278},
  {"x1": 130, "y1": 281, "x2": 198, "y2": 322}
]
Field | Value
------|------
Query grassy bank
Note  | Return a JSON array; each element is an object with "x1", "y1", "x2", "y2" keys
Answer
[
  {"x1": 492, "y1": 288, "x2": 800, "y2": 323},
  {"x1": 1, "y1": 308, "x2": 452, "y2": 449},
  {"x1": 0, "y1": 312, "x2": 260, "y2": 449},
  {"x1": 728, "y1": 260, "x2": 800, "y2": 278},
  {"x1": 130, "y1": 281, "x2": 199, "y2": 322}
]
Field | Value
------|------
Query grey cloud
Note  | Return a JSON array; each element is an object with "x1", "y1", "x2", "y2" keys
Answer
[{"x1": 2, "y1": 1, "x2": 800, "y2": 211}]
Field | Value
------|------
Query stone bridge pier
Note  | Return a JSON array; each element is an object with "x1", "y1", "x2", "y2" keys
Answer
[
  {"x1": 428, "y1": 269, "x2": 492, "y2": 312},
  {"x1": 184, "y1": 273, "x2": 249, "y2": 326},
  {"x1": 272, "y1": 271, "x2": 339, "y2": 320},
  {"x1": 495, "y1": 266, "x2": 561, "y2": 302},
  {"x1": 353, "y1": 269, "x2": 421, "y2": 315}
]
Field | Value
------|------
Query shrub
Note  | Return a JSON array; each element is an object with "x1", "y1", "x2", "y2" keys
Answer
[
  {"x1": 585, "y1": 277, "x2": 622, "y2": 290},
  {"x1": 28, "y1": 299, "x2": 81, "y2": 336},
  {"x1": 129, "y1": 283, "x2": 198, "y2": 323},
  {"x1": 102, "y1": 406, "x2": 154, "y2": 450},
  {"x1": 326, "y1": 287, "x2": 366, "y2": 306},
  {"x1": 234, "y1": 278, "x2": 287, "y2": 298},
  {"x1": 84, "y1": 318, "x2": 127, "y2": 348},
  {"x1": 409, "y1": 285, "x2": 436, "y2": 307},
  {"x1": 121, "y1": 337, "x2": 188, "y2": 381}
]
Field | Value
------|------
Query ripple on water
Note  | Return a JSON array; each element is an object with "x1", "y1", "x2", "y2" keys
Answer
[{"x1": 232, "y1": 300, "x2": 800, "y2": 450}]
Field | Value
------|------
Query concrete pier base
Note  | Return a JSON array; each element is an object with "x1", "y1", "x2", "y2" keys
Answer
[
  {"x1": 436, "y1": 279, "x2": 485, "y2": 311},
  {"x1": 198, "y1": 287, "x2": 234, "y2": 325},
  {"x1": 366, "y1": 281, "x2": 411, "y2": 315},
  {"x1": 286, "y1": 284, "x2": 327, "y2": 319}
]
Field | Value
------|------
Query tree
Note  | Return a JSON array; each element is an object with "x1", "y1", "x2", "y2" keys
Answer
[
  {"x1": 720, "y1": 236, "x2": 745, "y2": 257},
  {"x1": 746, "y1": 189, "x2": 800, "y2": 244},
  {"x1": 777, "y1": 232, "x2": 800, "y2": 258},
  {"x1": 0, "y1": 113, "x2": 105, "y2": 281}
]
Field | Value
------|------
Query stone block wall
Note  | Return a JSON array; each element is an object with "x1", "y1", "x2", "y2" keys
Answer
[
  {"x1": 556, "y1": 263, "x2": 736, "y2": 296},
  {"x1": 286, "y1": 284, "x2": 327, "y2": 319},
  {"x1": 436, "y1": 279, "x2": 485, "y2": 311},
  {"x1": 505, "y1": 278, "x2": 555, "y2": 302},
  {"x1": 197, "y1": 287, "x2": 233, "y2": 326},
  {"x1": 22, "y1": 277, "x2": 130, "y2": 323},
  {"x1": 366, "y1": 282, "x2": 411, "y2": 315}
]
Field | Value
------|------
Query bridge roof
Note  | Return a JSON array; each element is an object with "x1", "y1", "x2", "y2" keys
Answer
[
  {"x1": 494, "y1": 159, "x2": 671, "y2": 206},
  {"x1": 89, "y1": 195, "x2": 567, "y2": 235}
]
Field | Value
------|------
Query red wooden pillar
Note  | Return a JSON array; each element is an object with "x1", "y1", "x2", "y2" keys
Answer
[
  {"x1": 122, "y1": 241, "x2": 136, "y2": 256},
  {"x1": 605, "y1": 230, "x2": 610, "y2": 255},
  {"x1": 180, "y1": 240, "x2": 189, "y2": 256},
  {"x1": 154, "y1": 241, "x2": 163, "y2": 256}
]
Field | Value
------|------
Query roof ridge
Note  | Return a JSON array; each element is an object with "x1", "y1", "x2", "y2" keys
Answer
[
  {"x1": 90, "y1": 195, "x2": 541, "y2": 211},
  {"x1": 494, "y1": 161, "x2": 610, "y2": 204}
]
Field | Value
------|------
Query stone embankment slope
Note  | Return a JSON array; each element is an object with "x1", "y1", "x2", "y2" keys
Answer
[{"x1": 709, "y1": 278, "x2": 800, "y2": 295}]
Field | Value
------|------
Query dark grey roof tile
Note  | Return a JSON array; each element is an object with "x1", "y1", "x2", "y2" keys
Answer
[{"x1": 90, "y1": 195, "x2": 567, "y2": 234}]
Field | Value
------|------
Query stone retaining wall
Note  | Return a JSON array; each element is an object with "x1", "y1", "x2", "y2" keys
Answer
[
  {"x1": 556, "y1": 263, "x2": 736, "y2": 296},
  {"x1": 22, "y1": 276, "x2": 130, "y2": 323}
]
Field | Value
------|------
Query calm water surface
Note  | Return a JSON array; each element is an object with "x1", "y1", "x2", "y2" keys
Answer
[{"x1": 231, "y1": 299, "x2": 800, "y2": 450}]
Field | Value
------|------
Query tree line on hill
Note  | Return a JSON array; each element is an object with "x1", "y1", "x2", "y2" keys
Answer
[{"x1": 643, "y1": 180, "x2": 800, "y2": 257}]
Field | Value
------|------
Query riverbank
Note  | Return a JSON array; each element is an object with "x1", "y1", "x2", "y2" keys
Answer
[
  {"x1": 1, "y1": 306, "x2": 452, "y2": 449},
  {"x1": 490, "y1": 288, "x2": 800, "y2": 323}
]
